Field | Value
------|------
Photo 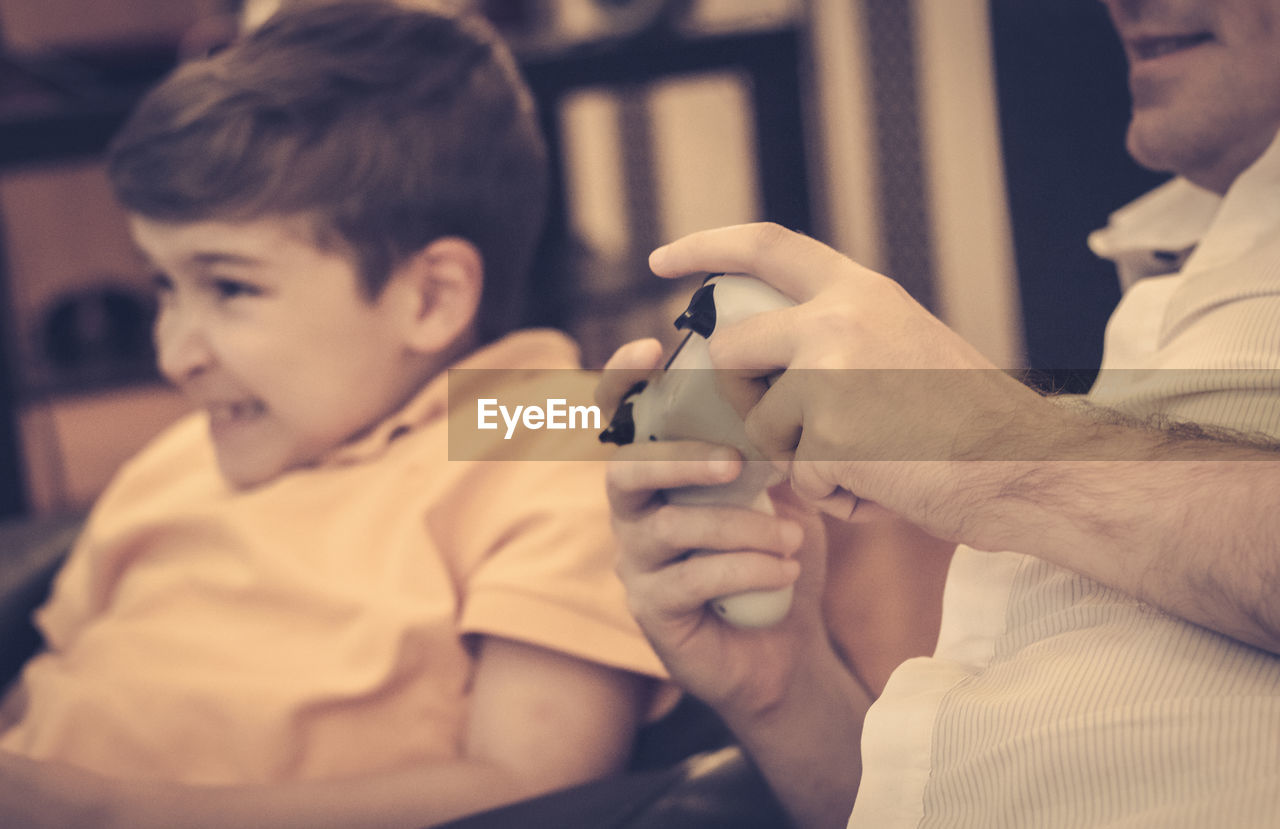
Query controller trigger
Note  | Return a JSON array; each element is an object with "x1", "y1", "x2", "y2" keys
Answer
[
  {"x1": 598, "y1": 400, "x2": 635, "y2": 445},
  {"x1": 674, "y1": 283, "x2": 718, "y2": 338},
  {"x1": 599, "y1": 380, "x2": 646, "y2": 445}
]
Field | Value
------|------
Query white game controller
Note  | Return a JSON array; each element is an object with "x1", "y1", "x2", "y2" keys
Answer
[{"x1": 600, "y1": 273, "x2": 796, "y2": 628}]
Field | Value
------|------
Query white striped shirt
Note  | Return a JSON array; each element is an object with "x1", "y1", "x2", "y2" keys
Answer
[{"x1": 850, "y1": 132, "x2": 1280, "y2": 828}]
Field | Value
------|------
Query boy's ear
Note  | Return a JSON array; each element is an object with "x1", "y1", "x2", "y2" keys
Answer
[{"x1": 395, "y1": 236, "x2": 483, "y2": 354}]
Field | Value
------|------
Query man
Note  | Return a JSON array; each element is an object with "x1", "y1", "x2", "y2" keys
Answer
[{"x1": 603, "y1": 0, "x2": 1280, "y2": 826}]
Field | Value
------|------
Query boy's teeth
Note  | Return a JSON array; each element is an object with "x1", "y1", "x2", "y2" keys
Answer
[{"x1": 214, "y1": 401, "x2": 265, "y2": 419}]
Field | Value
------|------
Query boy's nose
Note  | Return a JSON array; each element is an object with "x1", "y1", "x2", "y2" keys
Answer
[{"x1": 154, "y1": 306, "x2": 214, "y2": 382}]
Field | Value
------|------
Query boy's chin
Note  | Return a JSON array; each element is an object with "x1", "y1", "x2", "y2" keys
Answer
[{"x1": 213, "y1": 451, "x2": 291, "y2": 491}]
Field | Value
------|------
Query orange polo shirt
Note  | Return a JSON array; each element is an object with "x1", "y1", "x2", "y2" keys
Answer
[{"x1": 1, "y1": 329, "x2": 665, "y2": 784}]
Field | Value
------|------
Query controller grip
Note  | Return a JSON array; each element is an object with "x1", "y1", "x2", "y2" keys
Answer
[
  {"x1": 662, "y1": 460, "x2": 794, "y2": 629},
  {"x1": 710, "y1": 582, "x2": 794, "y2": 629},
  {"x1": 601, "y1": 273, "x2": 797, "y2": 628}
]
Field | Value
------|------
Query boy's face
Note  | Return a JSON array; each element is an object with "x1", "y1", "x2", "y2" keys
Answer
[{"x1": 133, "y1": 214, "x2": 426, "y2": 489}]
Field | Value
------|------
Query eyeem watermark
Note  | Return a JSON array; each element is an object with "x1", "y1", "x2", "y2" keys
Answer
[
  {"x1": 448, "y1": 369, "x2": 610, "y2": 461},
  {"x1": 477, "y1": 397, "x2": 601, "y2": 440},
  {"x1": 450, "y1": 367, "x2": 1280, "y2": 461}
]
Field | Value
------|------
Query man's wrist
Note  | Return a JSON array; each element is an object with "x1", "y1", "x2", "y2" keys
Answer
[
  {"x1": 720, "y1": 639, "x2": 869, "y2": 829},
  {"x1": 721, "y1": 636, "x2": 869, "y2": 737}
]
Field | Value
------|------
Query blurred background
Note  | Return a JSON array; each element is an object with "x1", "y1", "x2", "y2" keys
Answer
[{"x1": 0, "y1": 0, "x2": 1165, "y2": 520}]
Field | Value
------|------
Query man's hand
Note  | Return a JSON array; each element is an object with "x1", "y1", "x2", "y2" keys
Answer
[
  {"x1": 597, "y1": 339, "x2": 837, "y2": 715},
  {"x1": 598, "y1": 341, "x2": 871, "y2": 828},
  {"x1": 650, "y1": 222, "x2": 1280, "y2": 655},
  {"x1": 648, "y1": 222, "x2": 1050, "y2": 541}
]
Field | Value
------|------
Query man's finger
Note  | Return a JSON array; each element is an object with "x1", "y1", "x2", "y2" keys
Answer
[
  {"x1": 606, "y1": 443, "x2": 743, "y2": 515},
  {"x1": 645, "y1": 504, "x2": 804, "y2": 561},
  {"x1": 649, "y1": 223, "x2": 857, "y2": 302},
  {"x1": 742, "y1": 374, "x2": 804, "y2": 461},
  {"x1": 706, "y1": 307, "x2": 800, "y2": 374},
  {"x1": 596, "y1": 338, "x2": 664, "y2": 409},
  {"x1": 637, "y1": 552, "x2": 802, "y2": 620}
]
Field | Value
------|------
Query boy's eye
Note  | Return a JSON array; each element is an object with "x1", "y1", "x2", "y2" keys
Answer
[
  {"x1": 211, "y1": 278, "x2": 260, "y2": 300},
  {"x1": 151, "y1": 272, "x2": 175, "y2": 294}
]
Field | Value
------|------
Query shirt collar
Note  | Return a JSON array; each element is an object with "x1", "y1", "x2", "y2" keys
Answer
[
  {"x1": 1086, "y1": 177, "x2": 1219, "y2": 290},
  {"x1": 1088, "y1": 127, "x2": 1280, "y2": 290}
]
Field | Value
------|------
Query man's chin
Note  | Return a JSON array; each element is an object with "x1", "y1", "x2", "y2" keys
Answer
[
  {"x1": 1125, "y1": 114, "x2": 1269, "y2": 194},
  {"x1": 1124, "y1": 116, "x2": 1183, "y2": 175}
]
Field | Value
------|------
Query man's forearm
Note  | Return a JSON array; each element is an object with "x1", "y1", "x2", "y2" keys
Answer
[{"x1": 955, "y1": 400, "x2": 1280, "y2": 653}]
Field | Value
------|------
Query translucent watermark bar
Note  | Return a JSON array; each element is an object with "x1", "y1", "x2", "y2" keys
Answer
[{"x1": 447, "y1": 368, "x2": 1280, "y2": 462}]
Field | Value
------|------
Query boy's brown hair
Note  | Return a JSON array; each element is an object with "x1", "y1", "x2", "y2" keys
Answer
[{"x1": 107, "y1": 0, "x2": 548, "y2": 342}]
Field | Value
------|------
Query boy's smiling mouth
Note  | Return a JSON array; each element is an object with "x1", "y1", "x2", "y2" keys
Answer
[{"x1": 208, "y1": 400, "x2": 267, "y2": 423}]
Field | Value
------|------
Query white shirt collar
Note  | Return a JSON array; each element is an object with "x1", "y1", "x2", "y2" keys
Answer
[{"x1": 1087, "y1": 128, "x2": 1280, "y2": 290}]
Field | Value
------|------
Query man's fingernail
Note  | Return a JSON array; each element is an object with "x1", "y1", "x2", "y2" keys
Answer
[{"x1": 708, "y1": 450, "x2": 739, "y2": 480}]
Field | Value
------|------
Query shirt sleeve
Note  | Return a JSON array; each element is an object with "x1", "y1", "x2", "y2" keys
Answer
[{"x1": 442, "y1": 450, "x2": 667, "y2": 681}]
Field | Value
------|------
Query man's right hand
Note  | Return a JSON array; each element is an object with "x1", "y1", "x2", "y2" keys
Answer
[
  {"x1": 597, "y1": 340, "x2": 840, "y2": 717},
  {"x1": 598, "y1": 339, "x2": 886, "y2": 829}
]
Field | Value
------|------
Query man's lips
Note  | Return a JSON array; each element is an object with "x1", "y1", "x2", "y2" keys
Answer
[{"x1": 1128, "y1": 32, "x2": 1214, "y2": 61}]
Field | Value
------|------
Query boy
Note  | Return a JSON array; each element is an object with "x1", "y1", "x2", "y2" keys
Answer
[{"x1": 0, "y1": 2, "x2": 669, "y2": 826}]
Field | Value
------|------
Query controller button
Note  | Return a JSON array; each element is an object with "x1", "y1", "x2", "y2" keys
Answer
[{"x1": 674, "y1": 283, "x2": 718, "y2": 337}]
